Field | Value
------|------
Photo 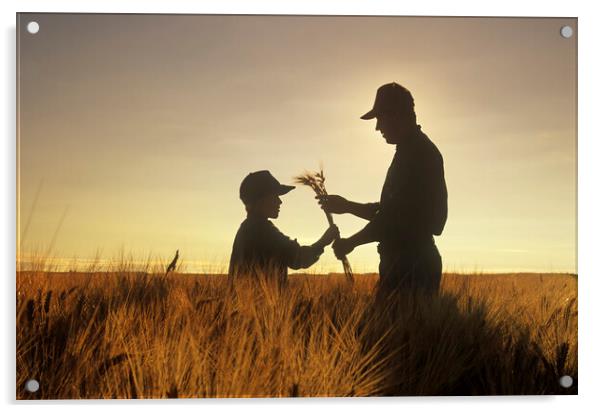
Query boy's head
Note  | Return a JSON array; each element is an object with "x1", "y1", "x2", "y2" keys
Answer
[{"x1": 239, "y1": 171, "x2": 295, "y2": 219}]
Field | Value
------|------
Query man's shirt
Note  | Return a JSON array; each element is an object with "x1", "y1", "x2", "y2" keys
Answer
[
  {"x1": 364, "y1": 126, "x2": 448, "y2": 254},
  {"x1": 228, "y1": 216, "x2": 324, "y2": 285}
]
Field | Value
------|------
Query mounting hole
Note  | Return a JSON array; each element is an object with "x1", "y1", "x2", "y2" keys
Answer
[
  {"x1": 559, "y1": 375, "x2": 573, "y2": 388},
  {"x1": 27, "y1": 21, "x2": 40, "y2": 34},
  {"x1": 25, "y1": 379, "x2": 40, "y2": 393},
  {"x1": 560, "y1": 25, "x2": 573, "y2": 39}
]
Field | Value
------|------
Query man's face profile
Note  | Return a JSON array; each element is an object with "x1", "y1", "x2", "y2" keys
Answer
[{"x1": 375, "y1": 111, "x2": 412, "y2": 144}]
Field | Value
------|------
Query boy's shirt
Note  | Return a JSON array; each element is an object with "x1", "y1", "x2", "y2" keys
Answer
[{"x1": 228, "y1": 215, "x2": 324, "y2": 285}]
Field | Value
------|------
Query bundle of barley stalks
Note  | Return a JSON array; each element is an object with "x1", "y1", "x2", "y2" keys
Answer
[{"x1": 294, "y1": 167, "x2": 353, "y2": 283}]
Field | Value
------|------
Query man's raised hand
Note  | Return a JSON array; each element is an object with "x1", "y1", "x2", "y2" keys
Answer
[{"x1": 316, "y1": 194, "x2": 350, "y2": 214}]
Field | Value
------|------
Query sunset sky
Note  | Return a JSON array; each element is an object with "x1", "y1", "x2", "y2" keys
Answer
[{"x1": 17, "y1": 14, "x2": 577, "y2": 273}]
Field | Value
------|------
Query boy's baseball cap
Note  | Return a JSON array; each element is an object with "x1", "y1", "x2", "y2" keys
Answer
[
  {"x1": 361, "y1": 82, "x2": 415, "y2": 120},
  {"x1": 239, "y1": 170, "x2": 295, "y2": 204}
]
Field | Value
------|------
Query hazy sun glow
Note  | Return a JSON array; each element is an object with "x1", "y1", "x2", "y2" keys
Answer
[{"x1": 17, "y1": 14, "x2": 577, "y2": 273}]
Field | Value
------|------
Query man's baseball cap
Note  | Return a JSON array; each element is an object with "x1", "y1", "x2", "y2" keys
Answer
[
  {"x1": 239, "y1": 170, "x2": 295, "y2": 204},
  {"x1": 360, "y1": 82, "x2": 415, "y2": 120}
]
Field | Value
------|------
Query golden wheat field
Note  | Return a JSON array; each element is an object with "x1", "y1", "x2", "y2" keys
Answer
[{"x1": 16, "y1": 270, "x2": 577, "y2": 399}]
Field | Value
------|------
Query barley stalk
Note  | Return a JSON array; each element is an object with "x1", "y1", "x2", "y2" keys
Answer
[{"x1": 294, "y1": 167, "x2": 353, "y2": 283}]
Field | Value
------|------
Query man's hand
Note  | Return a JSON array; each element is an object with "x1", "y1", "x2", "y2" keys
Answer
[
  {"x1": 316, "y1": 224, "x2": 340, "y2": 248},
  {"x1": 317, "y1": 194, "x2": 350, "y2": 214},
  {"x1": 333, "y1": 237, "x2": 355, "y2": 259}
]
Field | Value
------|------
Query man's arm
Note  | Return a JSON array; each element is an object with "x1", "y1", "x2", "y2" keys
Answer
[
  {"x1": 346, "y1": 200, "x2": 380, "y2": 221},
  {"x1": 318, "y1": 195, "x2": 379, "y2": 221}
]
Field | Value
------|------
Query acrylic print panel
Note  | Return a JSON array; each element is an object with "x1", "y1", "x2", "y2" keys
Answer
[{"x1": 16, "y1": 13, "x2": 577, "y2": 399}]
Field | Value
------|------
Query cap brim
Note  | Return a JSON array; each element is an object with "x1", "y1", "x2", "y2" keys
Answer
[
  {"x1": 277, "y1": 185, "x2": 295, "y2": 196},
  {"x1": 360, "y1": 109, "x2": 376, "y2": 120}
]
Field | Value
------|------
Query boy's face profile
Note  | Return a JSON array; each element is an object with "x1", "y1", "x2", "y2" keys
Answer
[{"x1": 248, "y1": 193, "x2": 282, "y2": 219}]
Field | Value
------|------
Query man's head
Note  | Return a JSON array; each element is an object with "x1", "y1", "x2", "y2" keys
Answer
[
  {"x1": 239, "y1": 170, "x2": 295, "y2": 219},
  {"x1": 361, "y1": 83, "x2": 417, "y2": 144}
]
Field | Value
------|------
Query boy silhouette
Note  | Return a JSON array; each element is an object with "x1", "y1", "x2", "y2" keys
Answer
[{"x1": 228, "y1": 170, "x2": 338, "y2": 288}]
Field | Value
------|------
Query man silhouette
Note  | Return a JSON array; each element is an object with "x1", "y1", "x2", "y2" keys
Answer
[
  {"x1": 229, "y1": 170, "x2": 339, "y2": 289},
  {"x1": 321, "y1": 83, "x2": 447, "y2": 295}
]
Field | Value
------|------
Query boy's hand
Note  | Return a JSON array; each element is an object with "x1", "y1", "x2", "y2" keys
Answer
[{"x1": 316, "y1": 195, "x2": 350, "y2": 214}]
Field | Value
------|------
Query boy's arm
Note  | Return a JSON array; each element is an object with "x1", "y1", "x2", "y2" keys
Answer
[
  {"x1": 267, "y1": 222, "x2": 334, "y2": 270},
  {"x1": 289, "y1": 225, "x2": 339, "y2": 270},
  {"x1": 288, "y1": 244, "x2": 323, "y2": 270}
]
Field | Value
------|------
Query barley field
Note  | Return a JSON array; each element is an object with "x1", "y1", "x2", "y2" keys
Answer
[{"x1": 16, "y1": 270, "x2": 577, "y2": 399}]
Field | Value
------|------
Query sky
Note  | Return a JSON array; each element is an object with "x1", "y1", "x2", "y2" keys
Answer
[{"x1": 17, "y1": 14, "x2": 577, "y2": 273}]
